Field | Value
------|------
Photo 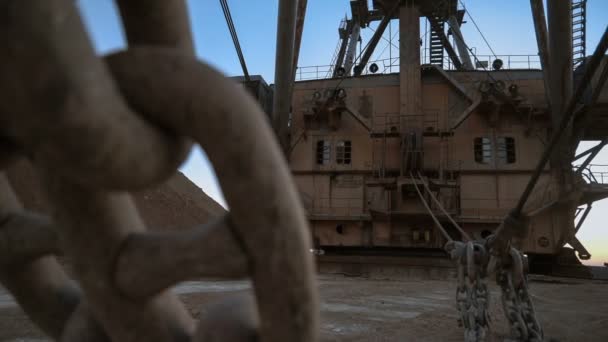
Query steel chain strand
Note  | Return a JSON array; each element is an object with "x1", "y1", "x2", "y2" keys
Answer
[
  {"x1": 453, "y1": 241, "x2": 490, "y2": 342},
  {"x1": 497, "y1": 249, "x2": 543, "y2": 342}
]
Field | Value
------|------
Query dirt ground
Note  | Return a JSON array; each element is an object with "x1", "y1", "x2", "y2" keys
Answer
[{"x1": 1, "y1": 274, "x2": 607, "y2": 342}]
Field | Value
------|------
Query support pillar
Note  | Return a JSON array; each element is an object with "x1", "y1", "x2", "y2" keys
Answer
[
  {"x1": 547, "y1": 0, "x2": 575, "y2": 250},
  {"x1": 272, "y1": 0, "x2": 297, "y2": 153},
  {"x1": 547, "y1": 0, "x2": 573, "y2": 183},
  {"x1": 548, "y1": 1, "x2": 573, "y2": 133},
  {"x1": 399, "y1": 0, "x2": 422, "y2": 174},
  {"x1": 530, "y1": 0, "x2": 552, "y2": 107}
]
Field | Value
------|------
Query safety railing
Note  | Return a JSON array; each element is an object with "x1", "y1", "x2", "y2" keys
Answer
[
  {"x1": 295, "y1": 54, "x2": 541, "y2": 81},
  {"x1": 575, "y1": 164, "x2": 608, "y2": 184}
]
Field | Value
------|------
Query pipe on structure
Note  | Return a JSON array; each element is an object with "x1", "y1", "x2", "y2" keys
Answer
[
  {"x1": 354, "y1": 4, "x2": 398, "y2": 76},
  {"x1": 530, "y1": 0, "x2": 552, "y2": 108},
  {"x1": 446, "y1": 16, "x2": 474, "y2": 70},
  {"x1": 272, "y1": 0, "x2": 298, "y2": 152}
]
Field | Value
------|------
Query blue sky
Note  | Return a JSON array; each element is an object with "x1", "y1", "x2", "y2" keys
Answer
[{"x1": 78, "y1": 0, "x2": 607, "y2": 265}]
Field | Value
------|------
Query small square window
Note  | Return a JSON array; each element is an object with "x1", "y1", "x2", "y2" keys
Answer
[
  {"x1": 497, "y1": 137, "x2": 516, "y2": 164},
  {"x1": 474, "y1": 137, "x2": 492, "y2": 164},
  {"x1": 336, "y1": 140, "x2": 352, "y2": 164},
  {"x1": 316, "y1": 140, "x2": 331, "y2": 165}
]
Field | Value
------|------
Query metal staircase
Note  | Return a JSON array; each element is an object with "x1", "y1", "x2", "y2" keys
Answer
[
  {"x1": 428, "y1": 16, "x2": 445, "y2": 67},
  {"x1": 572, "y1": 0, "x2": 587, "y2": 68}
]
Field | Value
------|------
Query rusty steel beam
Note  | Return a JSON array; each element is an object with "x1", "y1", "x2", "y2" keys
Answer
[
  {"x1": 272, "y1": 0, "x2": 298, "y2": 152},
  {"x1": 548, "y1": 0, "x2": 573, "y2": 132},
  {"x1": 446, "y1": 15, "x2": 473, "y2": 70},
  {"x1": 354, "y1": 4, "x2": 398, "y2": 76},
  {"x1": 399, "y1": 1, "x2": 422, "y2": 174},
  {"x1": 292, "y1": 0, "x2": 308, "y2": 82},
  {"x1": 343, "y1": 22, "x2": 361, "y2": 74},
  {"x1": 571, "y1": 57, "x2": 608, "y2": 145},
  {"x1": 332, "y1": 33, "x2": 350, "y2": 77},
  {"x1": 514, "y1": 26, "x2": 608, "y2": 215},
  {"x1": 489, "y1": 26, "x2": 608, "y2": 254},
  {"x1": 530, "y1": 0, "x2": 552, "y2": 107}
]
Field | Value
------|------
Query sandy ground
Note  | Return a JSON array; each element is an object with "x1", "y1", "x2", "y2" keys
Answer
[{"x1": 1, "y1": 275, "x2": 607, "y2": 342}]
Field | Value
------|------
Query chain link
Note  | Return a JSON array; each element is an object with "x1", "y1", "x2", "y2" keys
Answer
[
  {"x1": 450, "y1": 241, "x2": 491, "y2": 342},
  {"x1": 448, "y1": 240, "x2": 544, "y2": 342},
  {"x1": 0, "y1": 0, "x2": 318, "y2": 340},
  {"x1": 497, "y1": 249, "x2": 544, "y2": 342}
]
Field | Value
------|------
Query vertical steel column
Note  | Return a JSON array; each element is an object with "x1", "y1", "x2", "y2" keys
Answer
[
  {"x1": 548, "y1": 0, "x2": 574, "y2": 189},
  {"x1": 292, "y1": 0, "x2": 308, "y2": 81},
  {"x1": 530, "y1": 0, "x2": 552, "y2": 107},
  {"x1": 548, "y1": 0, "x2": 573, "y2": 132},
  {"x1": 447, "y1": 16, "x2": 473, "y2": 70},
  {"x1": 399, "y1": 0, "x2": 422, "y2": 173},
  {"x1": 272, "y1": 0, "x2": 298, "y2": 152}
]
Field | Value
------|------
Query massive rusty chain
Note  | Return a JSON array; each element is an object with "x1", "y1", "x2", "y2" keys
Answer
[{"x1": 0, "y1": 0, "x2": 319, "y2": 341}]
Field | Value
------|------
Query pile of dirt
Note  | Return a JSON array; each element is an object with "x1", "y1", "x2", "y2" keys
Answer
[{"x1": 6, "y1": 160, "x2": 225, "y2": 231}]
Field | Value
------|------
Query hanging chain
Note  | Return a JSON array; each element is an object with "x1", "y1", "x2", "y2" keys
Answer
[
  {"x1": 496, "y1": 248, "x2": 544, "y2": 342},
  {"x1": 448, "y1": 240, "x2": 544, "y2": 342},
  {"x1": 449, "y1": 241, "x2": 490, "y2": 342}
]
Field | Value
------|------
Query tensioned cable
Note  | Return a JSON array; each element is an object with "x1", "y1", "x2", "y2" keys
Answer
[
  {"x1": 416, "y1": 171, "x2": 472, "y2": 241},
  {"x1": 458, "y1": 0, "x2": 514, "y2": 82},
  {"x1": 409, "y1": 172, "x2": 454, "y2": 242},
  {"x1": 219, "y1": 0, "x2": 250, "y2": 82}
]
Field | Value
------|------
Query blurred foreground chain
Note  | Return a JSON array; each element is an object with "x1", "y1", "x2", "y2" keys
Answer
[{"x1": 0, "y1": 0, "x2": 318, "y2": 341}]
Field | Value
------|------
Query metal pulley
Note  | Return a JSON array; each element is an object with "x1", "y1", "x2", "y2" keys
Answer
[
  {"x1": 369, "y1": 63, "x2": 379, "y2": 73},
  {"x1": 492, "y1": 58, "x2": 504, "y2": 70}
]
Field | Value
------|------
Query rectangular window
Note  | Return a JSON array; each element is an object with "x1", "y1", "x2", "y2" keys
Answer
[
  {"x1": 496, "y1": 137, "x2": 516, "y2": 164},
  {"x1": 474, "y1": 137, "x2": 492, "y2": 164},
  {"x1": 316, "y1": 140, "x2": 331, "y2": 165},
  {"x1": 336, "y1": 140, "x2": 352, "y2": 164}
]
